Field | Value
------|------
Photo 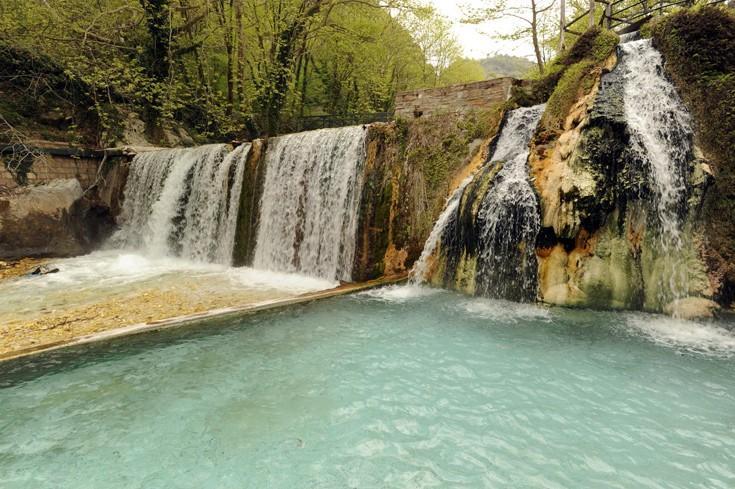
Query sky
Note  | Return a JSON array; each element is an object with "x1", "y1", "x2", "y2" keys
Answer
[{"x1": 428, "y1": 0, "x2": 539, "y2": 60}]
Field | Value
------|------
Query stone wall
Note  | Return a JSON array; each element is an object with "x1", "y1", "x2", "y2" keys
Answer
[
  {"x1": 394, "y1": 78, "x2": 517, "y2": 119},
  {"x1": 0, "y1": 153, "x2": 100, "y2": 190},
  {"x1": 0, "y1": 145, "x2": 131, "y2": 259}
]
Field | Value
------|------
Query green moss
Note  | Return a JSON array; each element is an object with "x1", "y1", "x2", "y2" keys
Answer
[
  {"x1": 452, "y1": 252, "x2": 478, "y2": 295},
  {"x1": 640, "y1": 229, "x2": 711, "y2": 310},
  {"x1": 353, "y1": 107, "x2": 505, "y2": 281},
  {"x1": 539, "y1": 29, "x2": 618, "y2": 131},
  {"x1": 541, "y1": 61, "x2": 593, "y2": 130},
  {"x1": 403, "y1": 108, "x2": 502, "y2": 232},
  {"x1": 510, "y1": 28, "x2": 619, "y2": 110},
  {"x1": 649, "y1": 6, "x2": 735, "y2": 305},
  {"x1": 578, "y1": 216, "x2": 643, "y2": 310}
]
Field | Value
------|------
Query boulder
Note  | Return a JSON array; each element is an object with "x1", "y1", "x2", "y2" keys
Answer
[{"x1": 0, "y1": 179, "x2": 114, "y2": 259}]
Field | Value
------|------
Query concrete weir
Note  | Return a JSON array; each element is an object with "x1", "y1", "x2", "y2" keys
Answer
[
  {"x1": 0, "y1": 274, "x2": 406, "y2": 363},
  {"x1": 0, "y1": 114, "x2": 504, "y2": 362}
]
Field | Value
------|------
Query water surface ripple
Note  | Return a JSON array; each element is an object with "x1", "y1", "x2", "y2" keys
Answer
[{"x1": 1, "y1": 290, "x2": 734, "y2": 488}]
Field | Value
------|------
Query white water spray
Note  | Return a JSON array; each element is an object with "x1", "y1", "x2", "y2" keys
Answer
[
  {"x1": 411, "y1": 104, "x2": 545, "y2": 293},
  {"x1": 113, "y1": 144, "x2": 251, "y2": 264},
  {"x1": 252, "y1": 126, "x2": 367, "y2": 281},
  {"x1": 475, "y1": 104, "x2": 545, "y2": 299},
  {"x1": 620, "y1": 39, "x2": 694, "y2": 301}
]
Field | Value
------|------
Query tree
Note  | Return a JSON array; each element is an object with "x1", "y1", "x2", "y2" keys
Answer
[
  {"x1": 438, "y1": 58, "x2": 487, "y2": 86},
  {"x1": 399, "y1": 6, "x2": 464, "y2": 87},
  {"x1": 0, "y1": 0, "x2": 488, "y2": 141},
  {"x1": 463, "y1": 0, "x2": 557, "y2": 75}
]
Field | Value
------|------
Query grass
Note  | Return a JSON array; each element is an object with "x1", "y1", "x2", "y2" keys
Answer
[{"x1": 510, "y1": 27, "x2": 619, "y2": 127}]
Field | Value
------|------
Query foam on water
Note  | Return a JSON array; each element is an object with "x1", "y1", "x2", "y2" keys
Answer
[
  {"x1": 623, "y1": 313, "x2": 735, "y2": 358},
  {"x1": 360, "y1": 284, "x2": 441, "y2": 302},
  {"x1": 225, "y1": 267, "x2": 337, "y2": 294},
  {"x1": 0, "y1": 251, "x2": 334, "y2": 320},
  {"x1": 458, "y1": 296, "x2": 553, "y2": 323}
]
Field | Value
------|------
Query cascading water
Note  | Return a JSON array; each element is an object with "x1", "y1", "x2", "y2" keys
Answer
[
  {"x1": 474, "y1": 104, "x2": 544, "y2": 300},
  {"x1": 409, "y1": 173, "x2": 475, "y2": 284},
  {"x1": 619, "y1": 38, "x2": 694, "y2": 301},
  {"x1": 113, "y1": 143, "x2": 251, "y2": 264},
  {"x1": 412, "y1": 104, "x2": 544, "y2": 302},
  {"x1": 252, "y1": 126, "x2": 367, "y2": 281}
]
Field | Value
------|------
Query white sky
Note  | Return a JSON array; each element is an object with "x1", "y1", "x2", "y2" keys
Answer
[{"x1": 428, "y1": 0, "x2": 538, "y2": 60}]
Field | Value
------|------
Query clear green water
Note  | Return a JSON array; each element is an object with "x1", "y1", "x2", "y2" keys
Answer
[{"x1": 2, "y1": 287, "x2": 735, "y2": 488}]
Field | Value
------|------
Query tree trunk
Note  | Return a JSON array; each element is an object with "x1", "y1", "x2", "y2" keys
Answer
[
  {"x1": 257, "y1": 0, "x2": 325, "y2": 134},
  {"x1": 225, "y1": 40, "x2": 234, "y2": 114},
  {"x1": 140, "y1": 0, "x2": 171, "y2": 83},
  {"x1": 589, "y1": 0, "x2": 596, "y2": 27},
  {"x1": 531, "y1": 0, "x2": 545, "y2": 75},
  {"x1": 559, "y1": 0, "x2": 566, "y2": 52},
  {"x1": 235, "y1": 0, "x2": 245, "y2": 105},
  {"x1": 179, "y1": 0, "x2": 209, "y2": 96}
]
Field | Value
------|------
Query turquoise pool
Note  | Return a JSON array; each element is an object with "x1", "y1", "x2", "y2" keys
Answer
[{"x1": 2, "y1": 287, "x2": 734, "y2": 488}]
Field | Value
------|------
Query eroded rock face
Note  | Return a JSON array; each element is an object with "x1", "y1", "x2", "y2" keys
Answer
[
  {"x1": 532, "y1": 46, "x2": 715, "y2": 314},
  {"x1": 0, "y1": 179, "x2": 114, "y2": 259},
  {"x1": 352, "y1": 112, "x2": 501, "y2": 282},
  {"x1": 418, "y1": 105, "x2": 546, "y2": 302}
]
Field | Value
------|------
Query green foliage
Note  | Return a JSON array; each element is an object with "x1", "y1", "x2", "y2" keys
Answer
[
  {"x1": 0, "y1": 0, "x2": 484, "y2": 142},
  {"x1": 0, "y1": 43, "x2": 102, "y2": 145},
  {"x1": 437, "y1": 58, "x2": 487, "y2": 86},
  {"x1": 648, "y1": 6, "x2": 735, "y2": 304},
  {"x1": 403, "y1": 108, "x2": 500, "y2": 214},
  {"x1": 510, "y1": 27, "x2": 618, "y2": 131},
  {"x1": 478, "y1": 54, "x2": 535, "y2": 79}
]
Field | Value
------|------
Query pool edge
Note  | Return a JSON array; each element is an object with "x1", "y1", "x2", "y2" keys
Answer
[{"x1": 0, "y1": 274, "x2": 407, "y2": 363}]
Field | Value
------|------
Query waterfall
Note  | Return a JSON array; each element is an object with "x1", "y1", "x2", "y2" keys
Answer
[
  {"x1": 411, "y1": 104, "x2": 544, "y2": 301},
  {"x1": 409, "y1": 173, "x2": 475, "y2": 285},
  {"x1": 252, "y1": 126, "x2": 367, "y2": 281},
  {"x1": 475, "y1": 104, "x2": 544, "y2": 300},
  {"x1": 619, "y1": 39, "x2": 694, "y2": 301},
  {"x1": 113, "y1": 144, "x2": 251, "y2": 265},
  {"x1": 619, "y1": 32, "x2": 640, "y2": 43}
]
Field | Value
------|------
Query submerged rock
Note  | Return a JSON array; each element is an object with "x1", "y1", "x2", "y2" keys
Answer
[{"x1": 29, "y1": 265, "x2": 59, "y2": 276}]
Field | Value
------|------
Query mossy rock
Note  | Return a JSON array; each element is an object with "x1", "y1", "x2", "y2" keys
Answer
[
  {"x1": 577, "y1": 217, "x2": 643, "y2": 309},
  {"x1": 510, "y1": 27, "x2": 619, "y2": 112},
  {"x1": 647, "y1": 6, "x2": 735, "y2": 306}
]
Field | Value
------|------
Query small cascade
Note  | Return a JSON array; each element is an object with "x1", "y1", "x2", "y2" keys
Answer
[
  {"x1": 619, "y1": 31, "x2": 640, "y2": 44},
  {"x1": 412, "y1": 104, "x2": 544, "y2": 301},
  {"x1": 474, "y1": 105, "x2": 545, "y2": 300},
  {"x1": 619, "y1": 39, "x2": 694, "y2": 301},
  {"x1": 252, "y1": 126, "x2": 367, "y2": 281},
  {"x1": 113, "y1": 144, "x2": 251, "y2": 264},
  {"x1": 409, "y1": 174, "x2": 475, "y2": 285}
]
